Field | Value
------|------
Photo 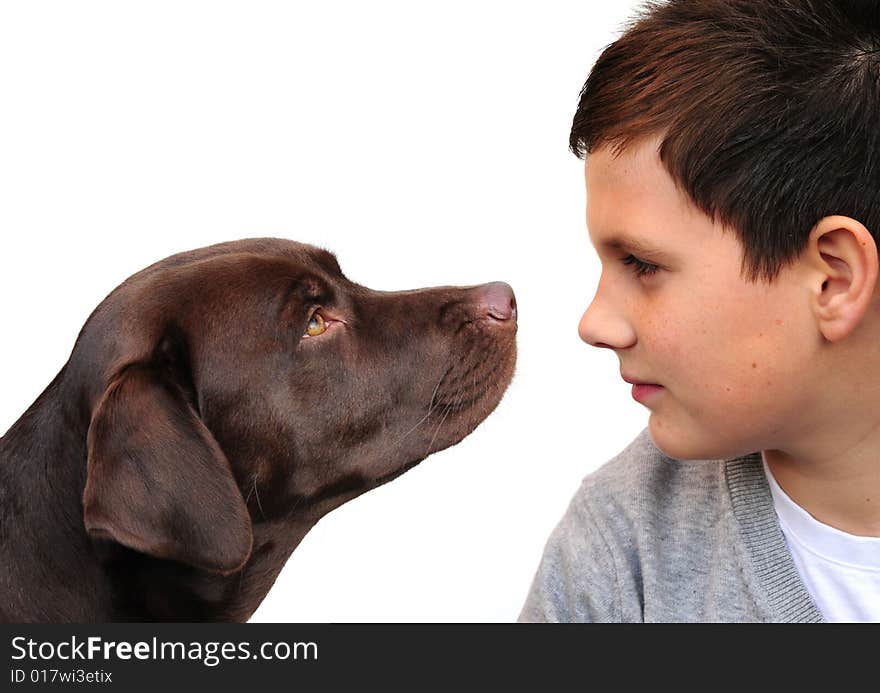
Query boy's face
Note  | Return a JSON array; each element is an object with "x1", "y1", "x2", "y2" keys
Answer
[{"x1": 579, "y1": 136, "x2": 821, "y2": 460}]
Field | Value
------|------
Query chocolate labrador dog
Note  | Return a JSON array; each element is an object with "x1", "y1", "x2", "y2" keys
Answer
[{"x1": 0, "y1": 238, "x2": 516, "y2": 622}]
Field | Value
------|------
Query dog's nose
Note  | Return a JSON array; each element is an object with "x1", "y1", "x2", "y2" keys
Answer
[{"x1": 478, "y1": 281, "x2": 517, "y2": 322}]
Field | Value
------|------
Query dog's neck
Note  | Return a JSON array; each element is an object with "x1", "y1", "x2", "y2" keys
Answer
[
  {"x1": 0, "y1": 370, "x2": 112, "y2": 621},
  {"x1": 91, "y1": 516, "x2": 316, "y2": 622},
  {"x1": 0, "y1": 370, "x2": 315, "y2": 622}
]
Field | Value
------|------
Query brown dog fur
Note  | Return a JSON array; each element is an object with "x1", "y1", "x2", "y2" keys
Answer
[{"x1": 0, "y1": 238, "x2": 516, "y2": 622}]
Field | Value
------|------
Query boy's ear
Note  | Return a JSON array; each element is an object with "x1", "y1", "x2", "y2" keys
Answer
[{"x1": 807, "y1": 215, "x2": 878, "y2": 342}]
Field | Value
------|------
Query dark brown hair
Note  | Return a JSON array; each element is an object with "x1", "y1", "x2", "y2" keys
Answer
[{"x1": 571, "y1": 0, "x2": 880, "y2": 281}]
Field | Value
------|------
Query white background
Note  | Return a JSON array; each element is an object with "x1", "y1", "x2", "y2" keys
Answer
[{"x1": 0, "y1": 0, "x2": 647, "y2": 622}]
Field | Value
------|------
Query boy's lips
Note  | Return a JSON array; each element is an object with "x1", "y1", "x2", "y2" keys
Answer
[{"x1": 621, "y1": 373, "x2": 664, "y2": 404}]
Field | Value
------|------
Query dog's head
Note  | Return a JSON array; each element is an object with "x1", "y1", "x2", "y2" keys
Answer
[{"x1": 76, "y1": 238, "x2": 516, "y2": 580}]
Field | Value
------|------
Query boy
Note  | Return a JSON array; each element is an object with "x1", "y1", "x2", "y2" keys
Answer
[{"x1": 520, "y1": 0, "x2": 880, "y2": 622}]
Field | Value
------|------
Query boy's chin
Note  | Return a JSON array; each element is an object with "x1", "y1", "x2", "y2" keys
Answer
[{"x1": 647, "y1": 415, "x2": 758, "y2": 462}]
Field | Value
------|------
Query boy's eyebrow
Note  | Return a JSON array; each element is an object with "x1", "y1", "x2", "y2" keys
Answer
[{"x1": 594, "y1": 232, "x2": 668, "y2": 258}]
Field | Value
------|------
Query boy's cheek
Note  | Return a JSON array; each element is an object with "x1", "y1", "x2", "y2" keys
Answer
[
  {"x1": 648, "y1": 368, "x2": 809, "y2": 460},
  {"x1": 646, "y1": 375, "x2": 792, "y2": 460}
]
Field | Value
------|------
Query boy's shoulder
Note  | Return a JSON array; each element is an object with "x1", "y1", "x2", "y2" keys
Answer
[
  {"x1": 520, "y1": 429, "x2": 822, "y2": 622},
  {"x1": 519, "y1": 430, "x2": 783, "y2": 622},
  {"x1": 575, "y1": 428, "x2": 731, "y2": 530},
  {"x1": 561, "y1": 428, "x2": 775, "y2": 580}
]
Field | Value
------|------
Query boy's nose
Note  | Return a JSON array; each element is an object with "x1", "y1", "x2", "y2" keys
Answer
[{"x1": 578, "y1": 292, "x2": 636, "y2": 350}]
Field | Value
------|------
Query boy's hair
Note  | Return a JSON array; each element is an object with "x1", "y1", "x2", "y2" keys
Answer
[{"x1": 571, "y1": 0, "x2": 880, "y2": 281}]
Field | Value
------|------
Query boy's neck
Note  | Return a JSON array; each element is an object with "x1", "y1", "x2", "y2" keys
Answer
[{"x1": 762, "y1": 442, "x2": 880, "y2": 538}]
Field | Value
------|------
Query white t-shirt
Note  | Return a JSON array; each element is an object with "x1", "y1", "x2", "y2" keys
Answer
[{"x1": 763, "y1": 458, "x2": 880, "y2": 623}]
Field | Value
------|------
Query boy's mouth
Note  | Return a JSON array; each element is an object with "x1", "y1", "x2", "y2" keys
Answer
[
  {"x1": 621, "y1": 373, "x2": 664, "y2": 404},
  {"x1": 630, "y1": 383, "x2": 664, "y2": 403}
]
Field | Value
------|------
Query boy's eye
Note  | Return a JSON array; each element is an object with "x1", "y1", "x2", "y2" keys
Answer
[{"x1": 621, "y1": 254, "x2": 660, "y2": 278}]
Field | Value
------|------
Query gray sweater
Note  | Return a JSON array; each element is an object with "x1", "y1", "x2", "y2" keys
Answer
[{"x1": 519, "y1": 429, "x2": 824, "y2": 622}]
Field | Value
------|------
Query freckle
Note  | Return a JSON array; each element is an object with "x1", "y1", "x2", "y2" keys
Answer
[
  {"x1": 751, "y1": 363, "x2": 757, "y2": 368},
  {"x1": 758, "y1": 333, "x2": 763, "y2": 337},
  {"x1": 726, "y1": 387, "x2": 731, "y2": 392}
]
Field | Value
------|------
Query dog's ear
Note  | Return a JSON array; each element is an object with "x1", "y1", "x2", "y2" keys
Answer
[{"x1": 83, "y1": 360, "x2": 253, "y2": 575}]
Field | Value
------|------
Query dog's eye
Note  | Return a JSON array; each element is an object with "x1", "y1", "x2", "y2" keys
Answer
[{"x1": 305, "y1": 312, "x2": 327, "y2": 337}]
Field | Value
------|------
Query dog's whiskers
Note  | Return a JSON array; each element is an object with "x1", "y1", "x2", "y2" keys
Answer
[
  {"x1": 428, "y1": 369, "x2": 446, "y2": 411},
  {"x1": 425, "y1": 400, "x2": 454, "y2": 458},
  {"x1": 246, "y1": 473, "x2": 267, "y2": 521},
  {"x1": 390, "y1": 405, "x2": 434, "y2": 450},
  {"x1": 425, "y1": 374, "x2": 469, "y2": 457},
  {"x1": 389, "y1": 365, "x2": 450, "y2": 449},
  {"x1": 422, "y1": 356, "x2": 478, "y2": 457}
]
